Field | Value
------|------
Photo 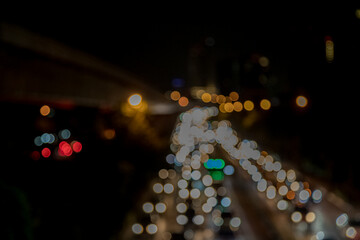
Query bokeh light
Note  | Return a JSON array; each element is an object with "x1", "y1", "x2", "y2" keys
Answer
[
  {"x1": 40, "y1": 105, "x2": 51, "y2": 116},
  {"x1": 201, "y1": 93, "x2": 212, "y2": 103},
  {"x1": 128, "y1": 94, "x2": 142, "y2": 106},
  {"x1": 132, "y1": 223, "x2": 143, "y2": 234},
  {"x1": 41, "y1": 147, "x2": 51, "y2": 158},
  {"x1": 260, "y1": 99, "x2": 271, "y2": 110},
  {"x1": 178, "y1": 96, "x2": 189, "y2": 107},
  {"x1": 170, "y1": 91, "x2": 181, "y2": 101},
  {"x1": 244, "y1": 100, "x2": 254, "y2": 111},
  {"x1": 296, "y1": 96, "x2": 308, "y2": 108}
]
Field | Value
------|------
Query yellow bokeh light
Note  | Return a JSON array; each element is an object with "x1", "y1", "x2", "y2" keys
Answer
[
  {"x1": 229, "y1": 92, "x2": 239, "y2": 101},
  {"x1": 170, "y1": 91, "x2": 181, "y2": 101},
  {"x1": 260, "y1": 99, "x2": 271, "y2": 110},
  {"x1": 211, "y1": 94, "x2": 217, "y2": 103},
  {"x1": 201, "y1": 93, "x2": 212, "y2": 103},
  {"x1": 216, "y1": 95, "x2": 226, "y2": 104},
  {"x1": 259, "y1": 56, "x2": 269, "y2": 67},
  {"x1": 233, "y1": 101, "x2": 243, "y2": 112},
  {"x1": 296, "y1": 95, "x2": 308, "y2": 108},
  {"x1": 224, "y1": 103, "x2": 234, "y2": 113},
  {"x1": 356, "y1": 9, "x2": 360, "y2": 19},
  {"x1": 244, "y1": 100, "x2": 254, "y2": 111},
  {"x1": 104, "y1": 129, "x2": 116, "y2": 140},
  {"x1": 128, "y1": 94, "x2": 142, "y2": 106},
  {"x1": 178, "y1": 96, "x2": 189, "y2": 107},
  {"x1": 219, "y1": 103, "x2": 226, "y2": 113},
  {"x1": 305, "y1": 212, "x2": 316, "y2": 223},
  {"x1": 40, "y1": 105, "x2": 51, "y2": 116}
]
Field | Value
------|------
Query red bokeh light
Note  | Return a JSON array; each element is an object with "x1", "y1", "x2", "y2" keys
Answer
[
  {"x1": 72, "y1": 141, "x2": 82, "y2": 153},
  {"x1": 59, "y1": 141, "x2": 73, "y2": 157},
  {"x1": 31, "y1": 151, "x2": 41, "y2": 160},
  {"x1": 41, "y1": 148, "x2": 51, "y2": 158}
]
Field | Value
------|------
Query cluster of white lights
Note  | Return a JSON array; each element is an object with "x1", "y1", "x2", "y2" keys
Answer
[{"x1": 131, "y1": 106, "x2": 356, "y2": 239}]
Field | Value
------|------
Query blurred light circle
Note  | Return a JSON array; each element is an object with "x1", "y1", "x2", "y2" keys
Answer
[
  {"x1": 142, "y1": 202, "x2": 154, "y2": 213},
  {"x1": 217, "y1": 186, "x2": 227, "y2": 196},
  {"x1": 273, "y1": 161, "x2": 282, "y2": 171},
  {"x1": 192, "y1": 215, "x2": 204, "y2": 225},
  {"x1": 244, "y1": 100, "x2": 254, "y2": 111},
  {"x1": 277, "y1": 200, "x2": 288, "y2": 210},
  {"x1": 312, "y1": 189, "x2": 322, "y2": 203},
  {"x1": 34, "y1": 136, "x2": 42, "y2": 146},
  {"x1": 41, "y1": 148, "x2": 51, "y2": 158},
  {"x1": 59, "y1": 129, "x2": 71, "y2": 140},
  {"x1": 179, "y1": 189, "x2": 189, "y2": 199},
  {"x1": 296, "y1": 95, "x2": 308, "y2": 108},
  {"x1": 132, "y1": 223, "x2": 143, "y2": 234},
  {"x1": 146, "y1": 224, "x2": 158, "y2": 234},
  {"x1": 128, "y1": 94, "x2": 142, "y2": 106},
  {"x1": 290, "y1": 181, "x2": 300, "y2": 192},
  {"x1": 260, "y1": 99, "x2": 271, "y2": 110},
  {"x1": 164, "y1": 183, "x2": 174, "y2": 194},
  {"x1": 184, "y1": 229, "x2": 194, "y2": 240},
  {"x1": 257, "y1": 179, "x2": 267, "y2": 192},
  {"x1": 202, "y1": 175, "x2": 213, "y2": 186},
  {"x1": 176, "y1": 215, "x2": 188, "y2": 225},
  {"x1": 177, "y1": 179, "x2": 188, "y2": 189},
  {"x1": 166, "y1": 154, "x2": 175, "y2": 164},
  {"x1": 178, "y1": 96, "x2": 189, "y2": 107},
  {"x1": 233, "y1": 101, "x2": 243, "y2": 112},
  {"x1": 287, "y1": 169, "x2": 296, "y2": 182},
  {"x1": 278, "y1": 185, "x2": 288, "y2": 196},
  {"x1": 158, "y1": 169, "x2": 169, "y2": 179},
  {"x1": 190, "y1": 189, "x2": 201, "y2": 199},
  {"x1": 346, "y1": 226, "x2": 357, "y2": 239},
  {"x1": 223, "y1": 165, "x2": 235, "y2": 175},
  {"x1": 168, "y1": 169, "x2": 176, "y2": 179},
  {"x1": 191, "y1": 170, "x2": 201, "y2": 180},
  {"x1": 291, "y1": 211, "x2": 302, "y2": 223},
  {"x1": 204, "y1": 187, "x2": 216, "y2": 197},
  {"x1": 40, "y1": 105, "x2": 51, "y2": 116},
  {"x1": 299, "y1": 190, "x2": 310, "y2": 202},
  {"x1": 202, "y1": 203, "x2": 212, "y2": 213},
  {"x1": 266, "y1": 186, "x2": 276, "y2": 199},
  {"x1": 170, "y1": 91, "x2": 181, "y2": 101},
  {"x1": 41, "y1": 133, "x2": 51, "y2": 143},
  {"x1": 305, "y1": 212, "x2": 316, "y2": 223},
  {"x1": 182, "y1": 170, "x2": 192, "y2": 180},
  {"x1": 176, "y1": 203, "x2": 187, "y2": 213},
  {"x1": 336, "y1": 213, "x2": 349, "y2": 227},
  {"x1": 155, "y1": 203, "x2": 167, "y2": 213},
  {"x1": 316, "y1": 231, "x2": 325, "y2": 240},
  {"x1": 207, "y1": 197, "x2": 218, "y2": 207},
  {"x1": 229, "y1": 92, "x2": 239, "y2": 101},
  {"x1": 230, "y1": 217, "x2": 241, "y2": 228},
  {"x1": 153, "y1": 183, "x2": 163, "y2": 194},
  {"x1": 48, "y1": 134, "x2": 55, "y2": 144},
  {"x1": 191, "y1": 159, "x2": 201, "y2": 169},
  {"x1": 221, "y1": 197, "x2": 231, "y2": 207},
  {"x1": 276, "y1": 170, "x2": 286, "y2": 182},
  {"x1": 213, "y1": 217, "x2": 224, "y2": 226},
  {"x1": 72, "y1": 141, "x2": 82, "y2": 153}
]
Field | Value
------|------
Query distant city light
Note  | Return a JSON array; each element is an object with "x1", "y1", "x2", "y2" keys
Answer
[
  {"x1": 244, "y1": 100, "x2": 254, "y2": 111},
  {"x1": 41, "y1": 147, "x2": 51, "y2": 158},
  {"x1": 260, "y1": 99, "x2": 271, "y2": 110},
  {"x1": 325, "y1": 36, "x2": 334, "y2": 63},
  {"x1": 128, "y1": 94, "x2": 142, "y2": 106},
  {"x1": 229, "y1": 92, "x2": 239, "y2": 101},
  {"x1": 146, "y1": 224, "x2": 158, "y2": 234},
  {"x1": 103, "y1": 129, "x2": 116, "y2": 140},
  {"x1": 259, "y1": 56, "x2": 269, "y2": 67},
  {"x1": 170, "y1": 91, "x2": 181, "y2": 101},
  {"x1": 201, "y1": 93, "x2": 212, "y2": 103},
  {"x1": 59, "y1": 129, "x2": 71, "y2": 140},
  {"x1": 178, "y1": 96, "x2": 189, "y2": 107},
  {"x1": 296, "y1": 95, "x2": 308, "y2": 108},
  {"x1": 132, "y1": 223, "x2": 143, "y2": 234},
  {"x1": 233, "y1": 101, "x2": 243, "y2": 112},
  {"x1": 40, "y1": 105, "x2": 51, "y2": 116}
]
